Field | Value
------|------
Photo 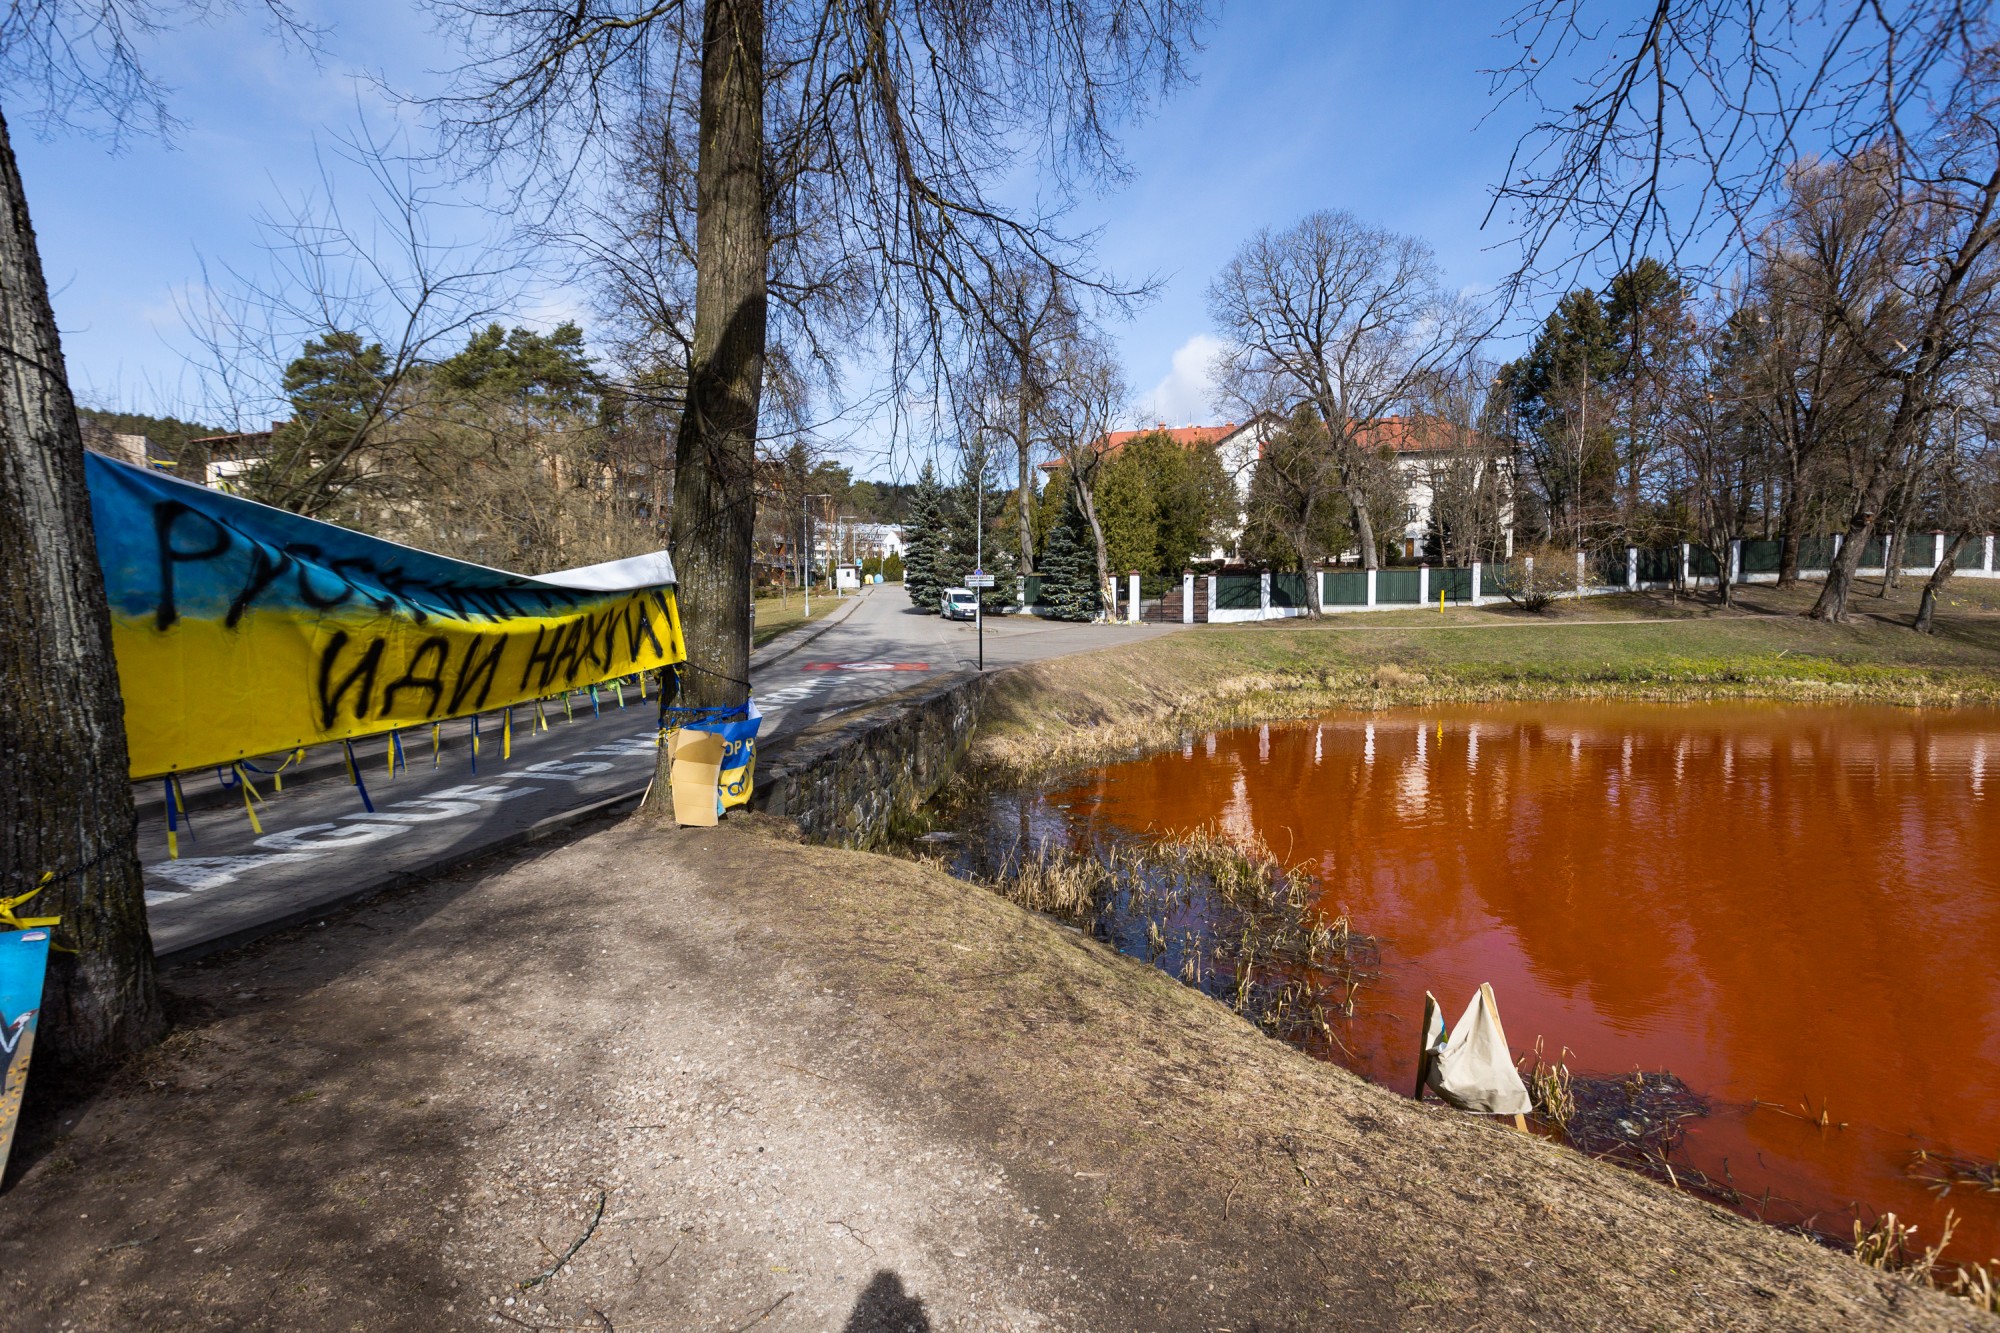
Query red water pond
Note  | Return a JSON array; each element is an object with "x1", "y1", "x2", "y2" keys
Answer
[{"x1": 1035, "y1": 703, "x2": 2000, "y2": 1262}]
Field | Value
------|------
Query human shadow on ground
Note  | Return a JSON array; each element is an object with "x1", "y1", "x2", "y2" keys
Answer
[{"x1": 842, "y1": 1269, "x2": 934, "y2": 1332}]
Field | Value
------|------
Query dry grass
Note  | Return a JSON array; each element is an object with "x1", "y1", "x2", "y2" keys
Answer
[{"x1": 969, "y1": 824, "x2": 1379, "y2": 1057}]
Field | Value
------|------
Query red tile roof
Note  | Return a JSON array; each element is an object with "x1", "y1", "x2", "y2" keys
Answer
[{"x1": 1039, "y1": 422, "x2": 1243, "y2": 470}]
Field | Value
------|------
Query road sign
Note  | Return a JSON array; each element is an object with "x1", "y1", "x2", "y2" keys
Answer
[{"x1": 965, "y1": 572, "x2": 996, "y2": 588}]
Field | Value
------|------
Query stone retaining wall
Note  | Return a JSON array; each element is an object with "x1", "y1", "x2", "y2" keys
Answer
[{"x1": 751, "y1": 670, "x2": 989, "y2": 847}]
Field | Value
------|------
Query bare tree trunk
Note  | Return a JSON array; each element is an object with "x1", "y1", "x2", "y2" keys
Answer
[
  {"x1": 1775, "y1": 455, "x2": 1803, "y2": 587},
  {"x1": 646, "y1": 0, "x2": 766, "y2": 807},
  {"x1": 1347, "y1": 485, "x2": 1378, "y2": 570},
  {"x1": 1016, "y1": 351, "x2": 1034, "y2": 577},
  {"x1": 1075, "y1": 478, "x2": 1111, "y2": 621},
  {"x1": 1811, "y1": 517, "x2": 1878, "y2": 622},
  {"x1": 1914, "y1": 536, "x2": 1960, "y2": 634},
  {"x1": 0, "y1": 108, "x2": 164, "y2": 1070}
]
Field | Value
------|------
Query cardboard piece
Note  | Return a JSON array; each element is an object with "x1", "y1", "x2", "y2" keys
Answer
[{"x1": 669, "y1": 729, "x2": 726, "y2": 826}]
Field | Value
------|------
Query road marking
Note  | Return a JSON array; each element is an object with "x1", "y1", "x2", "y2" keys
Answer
[{"x1": 798, "y1": 662, "x2": 930, "y2": 672}]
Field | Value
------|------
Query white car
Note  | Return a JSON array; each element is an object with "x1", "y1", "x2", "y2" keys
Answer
[{"x1": 941, "y1": 587, "x2": 978, "y2": 621}]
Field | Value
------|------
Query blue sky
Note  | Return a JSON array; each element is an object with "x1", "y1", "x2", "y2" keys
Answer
[{"x1": 20, "y1": 2, "x2": 1543, "y2": 477}]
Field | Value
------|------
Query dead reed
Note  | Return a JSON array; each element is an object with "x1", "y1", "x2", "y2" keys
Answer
[
  {"x1": 1909, "y1": 1148, "x2": 2000, "y2": 1199},
  {"x1": 1521, "y1": 1038, "x2": 1577, "y2": 1133},
  {"x1": 972, "y1": 822, "x2": 1380, "y2": 1054}
]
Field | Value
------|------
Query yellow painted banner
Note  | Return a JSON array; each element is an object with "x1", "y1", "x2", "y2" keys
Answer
[{"x1": 85, "y1": 452, "x2": 684, "y2": 779}]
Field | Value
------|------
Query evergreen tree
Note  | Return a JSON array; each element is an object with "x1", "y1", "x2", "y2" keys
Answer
[
  {"x1": 1039, "y1": 488, "x2": 1101, "y2": 621},
  {"x1": 903, "y1": 460, "x2": 950, "y2": 611},
  {"x1": 1094, "y1": 446, "x2": 1158, "y2": 574}
]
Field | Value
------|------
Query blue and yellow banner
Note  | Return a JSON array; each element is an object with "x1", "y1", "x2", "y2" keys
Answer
[{"x1": 85, "y1": 451, "x2": 685, "y2": 779}]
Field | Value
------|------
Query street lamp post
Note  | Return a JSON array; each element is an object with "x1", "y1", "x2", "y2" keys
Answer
[{"x1": 803, "y1": 493, "x2": 832, "y2": 616}]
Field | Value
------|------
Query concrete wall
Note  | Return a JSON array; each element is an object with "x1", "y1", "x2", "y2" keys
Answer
[{"x1": 752, "y1": 670, "x2": 989, "y2": 848}]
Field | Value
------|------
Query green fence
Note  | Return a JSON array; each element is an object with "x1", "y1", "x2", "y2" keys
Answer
[
  {"x1": 1377, "y1": 568, "x2": 1420, "y2": 604},
  {"x1": 1588, "y1": 547, "x2": 1627, "y2": 586},
  {"x1": 1433, "y1": 567, "x2": 1473, "y2": 601},
  {"x1": 1690, "y1": 545, "x2": 1721, "y2": 577},
  {"x1": 1742, "y1": 539, "x2": 1781, "y2": 574},
  {"x1": 1323, "y1": 569, "x2": 1367, "y2": 605},
  {"x1": 1271, "y1": 572, "x2": 1309, "y2": 608},
  {"x1": 1859, "y1": 535, "x2": 1888, "y2": 567},
  {"x1": 1481, "y1": 562, "x2": 1515, "y2": 598},
  {"x1": 1637, "y1": 547, "x2": 1678, "y2": 583},
  {"x1": 1022, "y1": 574, "x2": 1043, "y2": 604},
  {"x1": 1798, "y1": 534, "x2": 1836, "y2": 569},
  {"x1": 1957, "y1": 536, "x2": 1987, "y2": 570},
  {"x1": 1216, "y1": 573, "x2": 1262, "y2": 610}
]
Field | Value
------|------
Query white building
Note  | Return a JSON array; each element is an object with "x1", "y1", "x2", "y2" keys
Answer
[{"x1": 1211, "y1": 414, "x2": 1514, "y2": 562}]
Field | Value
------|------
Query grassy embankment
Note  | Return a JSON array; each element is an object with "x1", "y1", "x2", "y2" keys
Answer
[
  {"x1": 749, "y1": 589, "x2": 837, "y2": 649},
  {"x1": 971, "y1": 577, "x2": 2000, "y2": 780}
]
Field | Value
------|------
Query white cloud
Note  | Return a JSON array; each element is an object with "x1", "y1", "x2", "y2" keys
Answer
[{"x1": 1135, "y1": 333, "x2": 1224, "y2": 428}]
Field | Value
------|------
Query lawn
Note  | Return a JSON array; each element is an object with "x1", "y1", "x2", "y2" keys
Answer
[{"x1": 750, "y1": 590, "x2": 839, "y2": 649}]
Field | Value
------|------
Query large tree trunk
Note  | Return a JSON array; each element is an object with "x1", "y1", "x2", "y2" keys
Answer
[
  {"x1": 0, "y1": 109, "x2": 163, "y2": 1070},
  {"x1": 1913, "y1": 536, "x2": 1960, "y2": 634},
  {"x1": 646, "y1": 0, "x2": 766, "y2": 808},
  {"x1": 1810, "y1": 405, "x2": 1916, "y2": 622},
  {"x1": 1775, "y1": 454, "x2": 1803, "y2": 587},
  {"x1": 1810, "y1": 517, "x2": 1878, "y2": 622}
]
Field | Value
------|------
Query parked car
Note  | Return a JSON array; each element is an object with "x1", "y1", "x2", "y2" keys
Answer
[{"x1": 941, "y1": 587, "x2": 978, "y2": 621}]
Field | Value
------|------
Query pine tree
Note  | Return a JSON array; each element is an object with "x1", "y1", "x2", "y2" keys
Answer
[
  {"x1": 903, "y1": 460, "x2": 950, "y2": 611},
  {"x1": 1039, "y1": 489, "x2": 1102, "y2": 621}
]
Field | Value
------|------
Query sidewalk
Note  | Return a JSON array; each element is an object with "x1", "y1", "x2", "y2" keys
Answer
[{"x1": 0, "y1": 818, "x2": 1975, "y2": 1331}]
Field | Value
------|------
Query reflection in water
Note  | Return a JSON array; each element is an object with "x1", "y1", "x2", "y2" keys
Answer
[{"x1": 1003, "y1": 703, "x2": 2000, "y2": 1260}]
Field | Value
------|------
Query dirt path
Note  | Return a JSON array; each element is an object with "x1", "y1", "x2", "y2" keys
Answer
[{"x1": 0, "y1": 815, "x2": 1982, "y2": 1331}]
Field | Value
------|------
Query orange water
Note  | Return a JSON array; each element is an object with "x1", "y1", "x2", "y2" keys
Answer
[{"x1": 1037, "y1": 703, "x2": 2000, "y2": 1261}]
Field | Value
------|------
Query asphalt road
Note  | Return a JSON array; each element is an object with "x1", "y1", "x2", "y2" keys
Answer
[{"x1": 139, "y1": 588, "x2": 1183, "y2": 958}]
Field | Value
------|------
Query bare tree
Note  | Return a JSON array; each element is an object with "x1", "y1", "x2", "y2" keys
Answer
[
  {"x1": 1734, "y1": 239, "x2": 1884, "y2": 586},
  {"x1": 1779, "y1": 132, "x2": 2000, "y2": 621},
  {"x1": 424, "y1": 0, "x2": 1207, "y2": 763},
  {"x1": 184, "y1": 123, "x2": 519, "y2": 520},
  {"x1": 1042, "y1": 334, "x2": 1128, "y2": 616},
  {"x1": 1413, "y1": 364, "x2": 1514, "y2": 565},
  {"x1": 0, "y1": 0, "x2": 314, "y2": 1072},
  {"x1": 968, "y1": 266, "x2": 1075, "y2": 578},
  {"x1": 1912, "y1": 404, "x2": 2000, "y2": 631},
  {"x1": 1209, "y1": 210, "x2": 1476, "y2": 570},
  {"x1": 1487, "y1": 1, "x2": 1994, "y2": 287},
  {"x1": 1663, "y1": 305, "x2": 1760, "y2": 605}
]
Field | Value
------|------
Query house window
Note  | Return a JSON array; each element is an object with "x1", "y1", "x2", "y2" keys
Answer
[{"x1": 1405, "y1": 505, "x2": 1419, "y2": 523}]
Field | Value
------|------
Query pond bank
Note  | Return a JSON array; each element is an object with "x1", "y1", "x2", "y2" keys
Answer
[
  {"x1": 0, "y1": 815, "x2": 1981, "y2": 1330},
  {"x1": 965, "y1": 588, "x2": 2000, "y2": 785}
]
